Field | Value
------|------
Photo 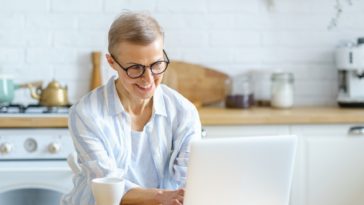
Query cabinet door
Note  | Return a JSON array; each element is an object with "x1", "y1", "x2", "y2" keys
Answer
[
  {"x1": 291, "y1": 124, "x2": 364, "y2": 205},
  {"x1": 203, "y1": 125, "x2": 290, "y2": 139}
]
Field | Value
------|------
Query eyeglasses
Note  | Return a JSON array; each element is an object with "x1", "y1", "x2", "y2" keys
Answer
[{"x1": 111, "y1": 50, "x2": 170, "y2": 79}]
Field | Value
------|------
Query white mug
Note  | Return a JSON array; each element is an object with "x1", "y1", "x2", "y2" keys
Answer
[{"x1": 91, "y1": 177, "x2": 125, "y2": 205}]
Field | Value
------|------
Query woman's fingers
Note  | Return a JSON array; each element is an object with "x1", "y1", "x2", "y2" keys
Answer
[
  {"x1": 177, "y1": 188, "x2": 185, "y2": 196},
  {"x1": 154, "y1": 189, "x2": 185, "y2": 205},
  {"x1": 176, "y1": 195, "x2": 184, "y2": 203},
  {"x1": 172, "y1": 199, "x2": 182, "y2": 205}
]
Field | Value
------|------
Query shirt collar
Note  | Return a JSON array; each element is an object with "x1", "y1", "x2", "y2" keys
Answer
[
  {"x1": 153, "y1": 85, "x2": 167, "y2": 117},
  {"x1": 106, "y1": 77, "x2": 125, "y2": 116},
  {"x1": 106, "y1": 77, "x2": 167, "y2": 117}
]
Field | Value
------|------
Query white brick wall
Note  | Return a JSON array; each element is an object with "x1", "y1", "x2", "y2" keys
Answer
[{"x1": 0, "y1": 0, "x2": 363, "y2": 106}]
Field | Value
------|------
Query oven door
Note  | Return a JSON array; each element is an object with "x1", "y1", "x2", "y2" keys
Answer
[{"x1": 0, "y1": 161, "x2": 73, "y2": 205}]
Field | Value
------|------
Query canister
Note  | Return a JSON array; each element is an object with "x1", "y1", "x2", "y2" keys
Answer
[
  {"x1": 225, "y1": 74, "x2": 254, "y2": 109},
  {"x1": 271, "y1": 72, "x2": 294, "y2": 108}
]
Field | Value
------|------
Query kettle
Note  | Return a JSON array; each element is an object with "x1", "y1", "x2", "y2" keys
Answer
[
  {"x1": 28, "y1": 80, "x2": 69, "y2": 107},
  {"x1": 0, "y1": 75, "x2": 21, "y2": 105},
  {"x1": 0, "y1": 74, "x2": 42, "y2": 105}
]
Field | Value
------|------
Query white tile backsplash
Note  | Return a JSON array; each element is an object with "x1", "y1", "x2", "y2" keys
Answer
[
  {"x1": 0, "y1": 13, "x2": 25, "y2": 29},
  {"x1": 0, "y1": 0, "x2": 363, "y2": 106},
  {"x1": 207, "y1": 0, "x2": 260, "y2": 13},
  {"x1": 0, "y1": 0, "x2": 49, "y2": 13},
  {"x1": 51, "y1": 0, "x2": 103, "y2": 13}
]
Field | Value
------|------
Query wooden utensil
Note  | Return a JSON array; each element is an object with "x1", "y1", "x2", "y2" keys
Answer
[
  {"x1": 90, "y1": 51, "x2": 102, "y2": 91},
  {"x1": 162, "y1": 61, "x2": 229, "y2": 107},
  {"x1": 20, "y1": 80, "x2": 43, "y2": 89}
]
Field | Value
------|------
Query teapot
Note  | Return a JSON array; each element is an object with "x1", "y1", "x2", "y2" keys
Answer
[{"x1": 28, "y1": 80, "x2": 69, "y2": 107}]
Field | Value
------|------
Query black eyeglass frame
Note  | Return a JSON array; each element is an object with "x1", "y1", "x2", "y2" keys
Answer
[{"x1": 110, "y1": 49, "x2": 170, "y2": 79}]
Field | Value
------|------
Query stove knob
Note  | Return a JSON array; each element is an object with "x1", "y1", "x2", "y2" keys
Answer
[
  {"x1": 48, "y1": 143, "x2": 61, "y2": 154},
  {"x1": 24, "y1": 138, "x2": 37, "y2": 153},
  {"x1": 0, "y1": 143, "x2": 13, "y2": 154}
]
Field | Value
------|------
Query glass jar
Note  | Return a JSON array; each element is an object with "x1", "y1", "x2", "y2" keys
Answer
[
  {"x1": 271, "y1": 72, "x2": 294, "y2": 108},
  {"x1": 225, "y1": 74, "x2": 254, "y2": 109}
]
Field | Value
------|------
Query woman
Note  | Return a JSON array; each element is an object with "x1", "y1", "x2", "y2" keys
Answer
[{"x1": 61, "y1": 11, "x2": 201, "y2": 205}]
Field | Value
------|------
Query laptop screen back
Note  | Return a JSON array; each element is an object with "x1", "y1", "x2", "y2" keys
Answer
[{"x1": 184, "y1": 135, "x2": 297, "y2": 205}]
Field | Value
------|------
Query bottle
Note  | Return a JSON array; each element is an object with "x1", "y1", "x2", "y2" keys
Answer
[{"x1": 271, "y1": 72, "x2": 294, "y2": 108}]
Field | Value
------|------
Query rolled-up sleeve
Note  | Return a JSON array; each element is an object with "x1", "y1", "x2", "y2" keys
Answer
[
  {"x1": 171, "y1": 105, "x2": 202, "y2": 188},
  {"x1": 61, "y1": 107, "x2": 132, "y2": 205}
]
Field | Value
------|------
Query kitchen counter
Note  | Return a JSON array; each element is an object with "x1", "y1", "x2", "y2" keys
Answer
[
  {"x1": 1, "y1": 107, "x2": 364, "y2": 128},
  {"x1": 198, "y1": 107, "x2": 364, "y2": 125},
  {"x1": 0, "y1": 114, "x2": 68, "y2": 128}
]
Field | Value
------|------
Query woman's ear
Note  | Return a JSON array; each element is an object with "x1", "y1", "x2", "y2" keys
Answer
[
  {"x1": 105, "y1": 54, "x2": 117, "y2": 71},
  {"x1": 105, "y1": 53, "x2": 114, "y2": 65}
]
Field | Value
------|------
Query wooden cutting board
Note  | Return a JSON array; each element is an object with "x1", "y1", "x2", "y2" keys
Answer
[{"x1": 162, "y1": 61, "x2": 229, "y2": 107}]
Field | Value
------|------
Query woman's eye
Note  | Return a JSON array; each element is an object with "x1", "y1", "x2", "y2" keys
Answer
[{"x1": 130, "y1": 65, "x2": 144, "y2": 70}]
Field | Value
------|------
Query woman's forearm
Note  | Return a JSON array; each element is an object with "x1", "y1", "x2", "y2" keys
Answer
[{"x1": 120, "y1": 188, "x2": 184, "y2": 205}]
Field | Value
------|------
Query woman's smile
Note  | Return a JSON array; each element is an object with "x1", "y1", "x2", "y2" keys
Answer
[{"x1": 135, "y1": 83, "x2": 154, "y2": 94}]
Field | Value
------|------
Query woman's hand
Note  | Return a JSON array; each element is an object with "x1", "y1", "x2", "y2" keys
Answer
[
  {"x1": 153, "y1": 188, "x2": 184, "y2": 205},
  {"x1": 121, "y1": 188, "x2": 184, "y2": 205}
]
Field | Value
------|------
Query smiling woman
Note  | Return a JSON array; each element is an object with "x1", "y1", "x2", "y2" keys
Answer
[
  {"x1": 108, "y1": 36, "x2": 166, "y2": 102},
  {"x1": 61, "y1": 11, "x2": 202, "y2": 205}
]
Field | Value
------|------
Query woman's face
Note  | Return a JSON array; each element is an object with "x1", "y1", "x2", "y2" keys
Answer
[{"x1": 107, "y1": 37, "x2": 165, "y2": 101}]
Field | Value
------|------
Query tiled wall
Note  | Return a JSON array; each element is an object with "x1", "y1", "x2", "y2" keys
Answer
[{"x1": 0, "y1": 0, "x2": 363, "y2": 106}]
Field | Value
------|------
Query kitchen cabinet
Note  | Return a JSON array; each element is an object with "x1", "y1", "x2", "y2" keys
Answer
[
  {"x1": 291, "y1": 124, "x2": 364, "y2": 205},
  {"x1": 203, "y1": 125, "x2": 290, "y2": 138},
  {"x1": 203, "y1": 124, "x2": 364, "y2": 205}
]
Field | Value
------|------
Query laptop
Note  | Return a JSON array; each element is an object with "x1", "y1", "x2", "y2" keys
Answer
[{"x1": 184, "y1": 135, "x2": 297, "y2": 205}]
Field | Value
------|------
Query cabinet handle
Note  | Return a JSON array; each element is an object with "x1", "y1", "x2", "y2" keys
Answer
[
  {"x1": 348, "y1": 126, "x2": 364, "y2": 136},
  {"x1": 201, "y1": 128, "x2": 207, "y2": 138}
]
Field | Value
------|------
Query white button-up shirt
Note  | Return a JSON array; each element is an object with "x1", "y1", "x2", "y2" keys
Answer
[{"x1": 61, "y1": 77, "x2": 201, "y2": 205}]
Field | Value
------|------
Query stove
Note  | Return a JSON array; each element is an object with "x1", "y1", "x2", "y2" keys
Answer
[
  {"x1": 0, "y1": 128, "x2": 74, "y2": 204},
  {"x1": 0, "y1": 105, "x2": 74, "y2": 205},
  {"x1": 0, "y1": 104, "x2": 74, "y2": 204},
  {"x1": 0, "y1": 104, "x2": 71, "y2": 114}
]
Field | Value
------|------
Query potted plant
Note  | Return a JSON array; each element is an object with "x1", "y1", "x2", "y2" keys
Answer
[
  {"x1": 328, "y1": 0, "x2": 354, "y2": 29},
  {"x1": 265, "y1": 0, "x2": 354, "y2": 29}
]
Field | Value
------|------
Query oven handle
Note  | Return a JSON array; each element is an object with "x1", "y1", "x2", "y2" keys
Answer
[{"x1": 348, "y1": 126, "x2": 364, "y2": 136}]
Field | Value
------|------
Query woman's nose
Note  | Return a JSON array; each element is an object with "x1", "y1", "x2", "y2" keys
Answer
[{"x1": 141, "y1": 67, "x2": 154, "y2": 83}]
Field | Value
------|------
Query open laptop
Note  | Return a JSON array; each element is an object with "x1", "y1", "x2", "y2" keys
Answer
[{"x1": 184, "y1": 135, "x2": 297, "y2": 205}]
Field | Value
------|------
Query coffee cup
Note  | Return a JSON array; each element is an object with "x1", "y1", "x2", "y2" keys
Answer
[{"x1": 91, "y1": 177, "x2": 125, "y2": 205}]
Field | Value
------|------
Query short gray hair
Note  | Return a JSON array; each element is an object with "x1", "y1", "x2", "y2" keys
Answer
[{"x1": 108, "y1": 11, "x2": 164, "y2": 55}]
